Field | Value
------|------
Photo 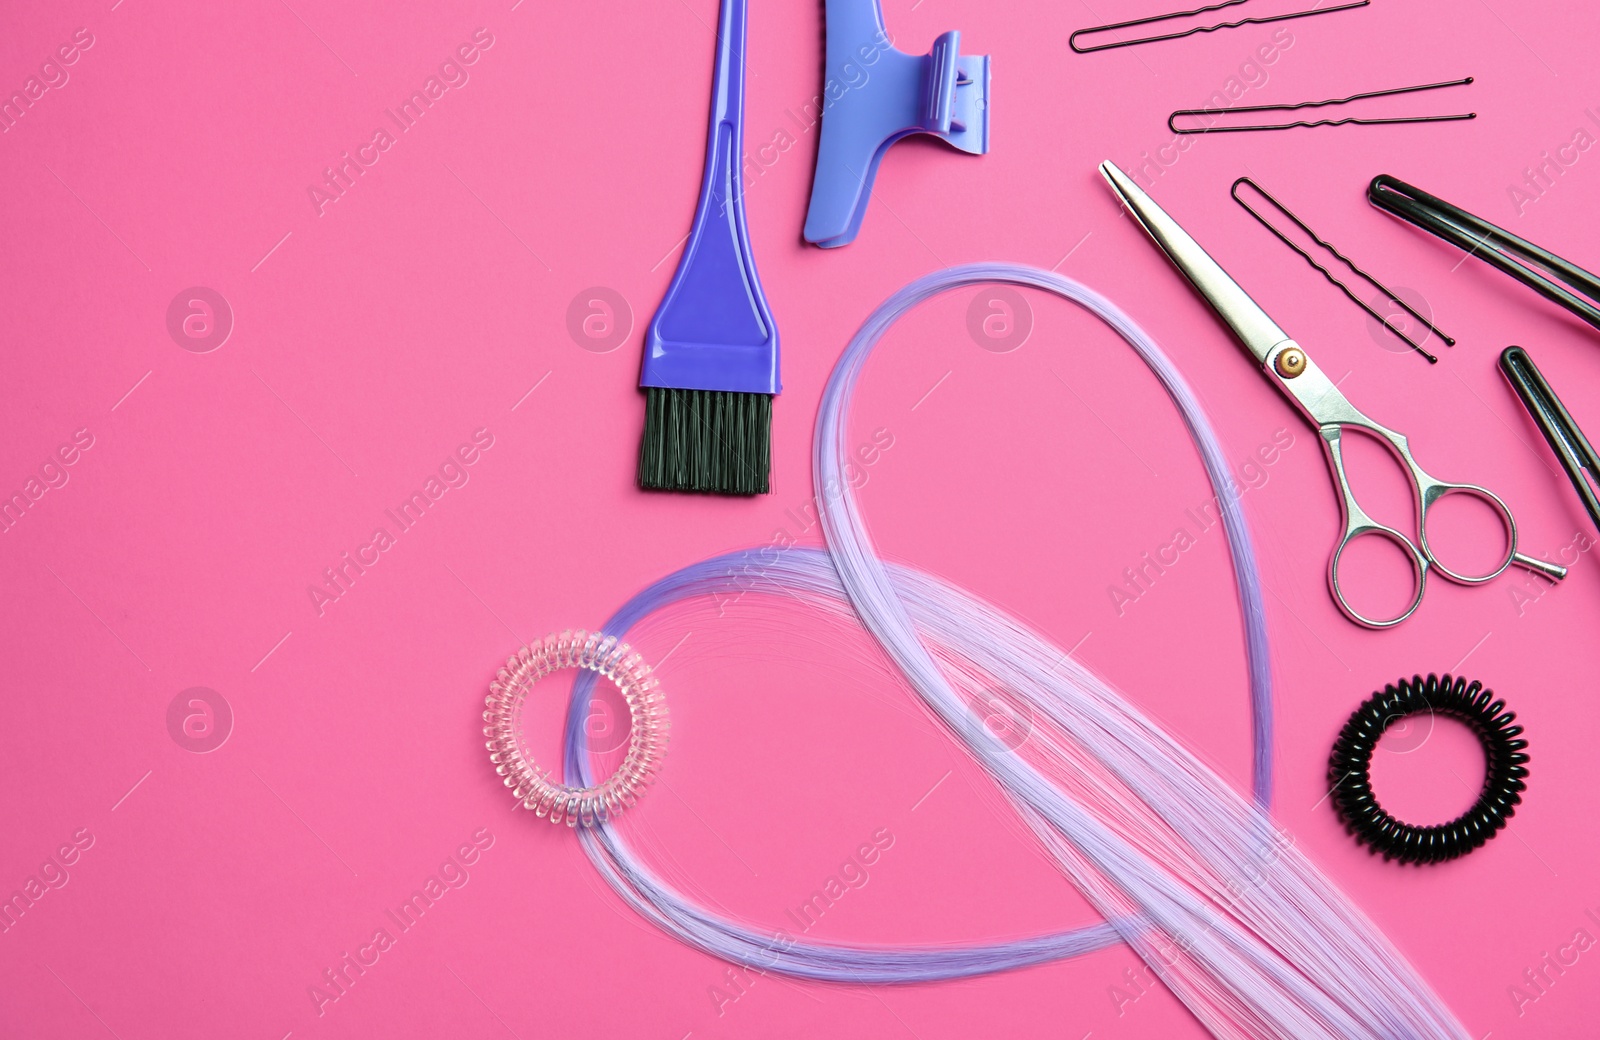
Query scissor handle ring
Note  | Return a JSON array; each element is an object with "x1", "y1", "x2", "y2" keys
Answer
[
  {"x1": 1328, "y1": 525, "x2": 1429, "y2": 630},
  {"x1": 1417, "y1": 483, "x2": 1518, "y2": 585}
]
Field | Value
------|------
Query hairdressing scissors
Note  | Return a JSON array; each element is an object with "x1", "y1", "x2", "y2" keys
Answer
[{"x1": 1099, "y1": 161, "x2": 1567, "y2": 628}]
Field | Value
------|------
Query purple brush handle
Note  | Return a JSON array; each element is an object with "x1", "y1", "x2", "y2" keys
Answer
[{"x1": 640, "y1": 0, "x2": 780, "y2": 397}]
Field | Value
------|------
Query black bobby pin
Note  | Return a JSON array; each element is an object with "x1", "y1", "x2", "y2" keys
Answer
[
  {"x1": 1171, "y1": 77, "x2": 1475, "y2": 134},
  {"x1": 1070, "y1": 0, "x2": 1369, "y2": 54},
  {"x1": 1369, "y1": 174, "x2": 1600, "y2": 333},
  {"x1": 1328, "y1": 674, "x2": 1528, "y2": 866},
  {"x1": 1230, "y1": 177, "x2": 1451, "y2": 363}
]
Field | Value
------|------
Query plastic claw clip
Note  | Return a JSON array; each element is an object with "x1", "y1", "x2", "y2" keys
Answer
[{"x1": 802, "y1": 0, "x2": 991, "y2": 248}]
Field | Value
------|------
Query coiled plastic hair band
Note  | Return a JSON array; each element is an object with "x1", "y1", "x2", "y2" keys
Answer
[
  {"x1": 554, "y1": 265, "x2": 1468, "y2": 1037},
  {"x1": 486, "y1": 630, "x2": 668, "y2": 826},
  {"x1": 1330, "y1": 673, "x2": 1529, "y2": 866}
]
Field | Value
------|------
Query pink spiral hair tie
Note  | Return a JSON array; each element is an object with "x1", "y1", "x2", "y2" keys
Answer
[{"x1": 484, "y1": 630, "x2": 668, "y2": 826}]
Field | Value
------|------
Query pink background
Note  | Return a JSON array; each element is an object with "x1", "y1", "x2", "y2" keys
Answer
[{"x1": 3, "y1": 0, "x2": 1599, "y2": 1037}]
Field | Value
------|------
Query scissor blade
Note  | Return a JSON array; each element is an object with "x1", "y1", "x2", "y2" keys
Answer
[{"x1": 1099, "y1": 161, "x2": 1292, "y2": 365}]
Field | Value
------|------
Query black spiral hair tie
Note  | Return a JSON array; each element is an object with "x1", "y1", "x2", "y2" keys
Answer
[{"x1": 1328, "y1": 674, "x2": 1528, "y2": 866}]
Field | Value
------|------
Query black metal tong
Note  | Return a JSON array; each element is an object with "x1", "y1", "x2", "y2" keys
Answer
[
  {"x1": 1500, "y1": 346, "x2": 1600, "y2": 534},
  {"x1": 1370, "y1": 175, "x2": 1600, "y2": 333}
]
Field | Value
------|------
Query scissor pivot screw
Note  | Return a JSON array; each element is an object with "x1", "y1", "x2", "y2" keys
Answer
[{"x1": 1275, "y1": 348, "x2": 1307, "y2": 378}]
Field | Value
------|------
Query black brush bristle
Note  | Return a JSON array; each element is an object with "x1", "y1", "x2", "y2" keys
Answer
[{"x1": 638, "y1": 387, "x2": 771, "y2": 495}]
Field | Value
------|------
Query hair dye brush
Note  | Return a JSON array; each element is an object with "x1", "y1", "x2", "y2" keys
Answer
[{"x1": 637, "y1": 0, "x2": 779, "y2": 495}]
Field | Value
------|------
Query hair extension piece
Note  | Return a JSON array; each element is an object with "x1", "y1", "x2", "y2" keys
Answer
[{"x1": 554, "y1": 265, "x2": 1469, "y2": 1038}]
